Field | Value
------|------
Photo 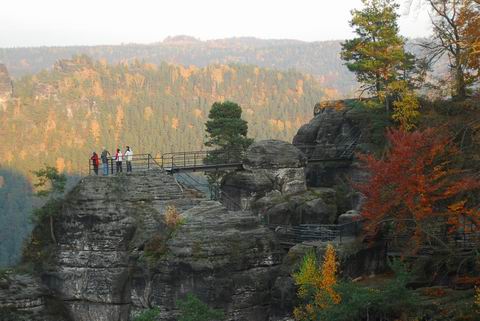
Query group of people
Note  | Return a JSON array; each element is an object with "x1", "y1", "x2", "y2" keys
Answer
[{"x1": 90, "y1": 146, "x2": 133, "y2": 175}]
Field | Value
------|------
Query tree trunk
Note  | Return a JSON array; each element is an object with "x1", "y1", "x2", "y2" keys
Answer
[
  {"x1": 50, "y1": 215, "x2": 57, "y2": 244},
  {"x1": 454, "y1": 64, "x2": 467, "y2": 100}
]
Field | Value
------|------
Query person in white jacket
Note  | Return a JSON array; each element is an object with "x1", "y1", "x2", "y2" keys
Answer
[
  {"x1": 115, "y1": 148, "x2": 123, "y2": 173},
  {"x1": 125, "y1": 146, "x2": 133, "y2": 173}
]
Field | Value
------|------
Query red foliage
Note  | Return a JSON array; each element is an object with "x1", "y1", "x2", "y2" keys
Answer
[{"x1": 357, "y1": 127, "x2": 480, "y2": 242}]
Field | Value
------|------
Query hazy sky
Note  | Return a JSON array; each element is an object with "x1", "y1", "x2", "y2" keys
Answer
[{"x1": 0, "y1": 0, "x2": 432, "y2": 47}]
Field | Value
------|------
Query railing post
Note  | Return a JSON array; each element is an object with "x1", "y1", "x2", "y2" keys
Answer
[
  {"x1": 171, "y1": 155, "x2": 174, "y2": 170},
  {"x1": 184, "y1": 152, "x2": 186, "y2": 168},
  {"x1": 88, "y1": 159, "x2": 91, "y2": 175},
  {"x1": 147, "y1": 154, "x2": 150, "y2": 170},
  {"x1": 110, "y1": 158, "x2": 114, "y2": 174},
  {"x1": 193, "y1": 153, "x2": 196, "y2": 168}
]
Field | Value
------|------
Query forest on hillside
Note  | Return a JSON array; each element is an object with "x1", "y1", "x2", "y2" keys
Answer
[
  {"x1": 0, "y1": 56, "x2": 326, "y2": 265},
  {"x1": 0, "y1": 37, "x2": 357, "y2": 97}
]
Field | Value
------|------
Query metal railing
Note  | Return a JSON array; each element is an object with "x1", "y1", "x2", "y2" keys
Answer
[
  {"x1": 87, "y1": 142, "x2": 359, "y2": 175},
  {"x1": 88, "y1": 153, "x2": 161, "y2": 175},
  {"x1": 160, "y1": 149, "x2": 245, "y2": 173},
  {"x1": 269, "y1": 221, "x2": 362, "y2": 246}
]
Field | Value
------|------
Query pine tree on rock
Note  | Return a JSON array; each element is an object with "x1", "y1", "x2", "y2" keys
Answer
[
  {"x1": 205, "y1": 101, "x2": 253, "y2": 152},
  {"x1": 341, "y1": 0, "x2": 419, "y2": 127},
  {"x1": 204, "y1": 101, "x2": 253, "y2": 195}
]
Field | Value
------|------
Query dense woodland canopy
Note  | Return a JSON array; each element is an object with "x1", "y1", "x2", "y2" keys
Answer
[
  {"x1": 0, "y1": 37, "x2": 357, "y2": 97},
  {"x1": 0, "y1": 55, "x2": 324, "y2": 175},
  {"x1": 0, "y1": 56, "x2": 325, "y2": 265}
]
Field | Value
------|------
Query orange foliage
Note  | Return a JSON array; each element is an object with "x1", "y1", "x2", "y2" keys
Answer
[
  {"x1": 421, "y1": 287, "x2": 447, "y2": 298},
  {"x1": 293, "y1": 244, "x2": 340, "y2": 320},
  {"x1": 164, "y1": 205, "x2": 183, "y2": 228},
  {"x1": 357, "y1": 128, "x2": 480, "y2": 243}
]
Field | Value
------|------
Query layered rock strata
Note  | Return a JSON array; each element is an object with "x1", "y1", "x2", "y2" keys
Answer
[{"x1": 23, "y1": 170, "x2": 282, "y2": 321}]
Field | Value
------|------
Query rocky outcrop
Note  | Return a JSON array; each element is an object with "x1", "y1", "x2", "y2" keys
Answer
[
  {"x1": 243, "y1": 140, "x2": 307, "y2": 170},
  {"x1": 24, "y1": 170, "x2": 282, "y2": 321},
  {"x1": 0, "y1": 273, "x2": 69, "y2": 321},
  {"x1": 254, "y1": 188, "x2": 338, "y2": 225},
  {"x1": 292, "y1": 100, "x2": 373, "y2": 189},
  {"x1": 221, "y1": 140, "x2": 307, "y2": 210}
]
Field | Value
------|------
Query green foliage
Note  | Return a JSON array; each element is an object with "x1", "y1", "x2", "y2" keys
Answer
[
  {"x1": 298, "y1": 260, "x2": 419, "y2": 321},
  {"x1": 349, "y1": 99, "x2": 392, "y2": 150},
  {"x1": 333, "y1": 266, "x2": 416, "y2": 320},
  {"x1": 341, "y1": 0, "x2": 419, "y2": 118},
  {"x1": 205, "y1": 101, "x2": 253, "y2": 151},
  {"x1": 32, "y1": 166, "x2": 66, "y2": 199},
  {"x1": 31, "y1": 166, "x2": 66, "y2": 222},
  {"x1": 176, "y1": 293, "x2": 224, "y2": 321},
  {"x1": 132, "y1": 307, "x2": 160, "y2": 321},
  {"x1": 204, "y1": 101, "x2": 253, "y2": 190}
]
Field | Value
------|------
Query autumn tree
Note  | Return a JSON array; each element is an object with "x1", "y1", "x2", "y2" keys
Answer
[
  {"x1": 459, "y1": 0, "x2": 480, "y2": 82},
  {"x1": 421, "y1": 0, "x2": 480, "y2": 99},
  {"x1": 293, "y1": 244, "x2": 340, "y2": 320},
  {"x1": 341, "y1": 0, "x2": 420, "y2": 127},
  {"x1": 357, "y1": 127, "x2": 480, "y2": 250}
]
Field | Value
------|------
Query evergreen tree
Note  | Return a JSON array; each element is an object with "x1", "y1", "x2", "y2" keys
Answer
[
  {"x1": 341, "y1": 0, "x2": 417, "y2": 114},
  {"x1": 204, "y1": 101, "x2": 253, "y2": 197},
  {"x1": 205, "y1": 101, "x2": 253, "y2": 151}
]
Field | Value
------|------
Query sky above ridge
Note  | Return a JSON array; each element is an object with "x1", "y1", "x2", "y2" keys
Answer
[{"x1": 0, "y1": 0, "x2": 431, "y2": 47}]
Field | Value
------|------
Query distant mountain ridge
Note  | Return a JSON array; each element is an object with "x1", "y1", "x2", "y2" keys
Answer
[{"x1": 0, "y1": 37, "x2": 358, "y2": 97}]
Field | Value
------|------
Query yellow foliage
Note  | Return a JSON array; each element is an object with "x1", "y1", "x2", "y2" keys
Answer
[
  {"x1": 171, "y1": 117, "x2": 179, "y2": 129},
  {"x1": 144, "y1": 106, "x2": 154, "y2": 121},
  {"x1": 91, "y1": 119, "x2": 101, "y2": 142},
  {"x1": 56, "y1": 157, "x2": 65, "y2": 172},
  {"x1": 164, "y1": 205, "x2": 183, "y2": 228},
  {"x1": 193, "y1": 108, "x2": 203, "y2": 118},
  {"x1": 388, "y1": 80, "x2": 420, "y2": 130},
  {"x1": 292, "y1": 244, "x2": 341, "y2": 320},
  {"x1": 319, "y1": 244, "x2": 341, "y2": 306}
]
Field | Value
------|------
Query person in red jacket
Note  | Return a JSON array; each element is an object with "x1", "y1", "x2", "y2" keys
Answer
[{"x1": 90, "y1": 152, "x2": 100, "y2": 175}]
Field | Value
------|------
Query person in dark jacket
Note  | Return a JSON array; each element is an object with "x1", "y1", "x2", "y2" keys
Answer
[
  {"x1": 101, "y1": 147, "x2": 110, "y2": 176},
  {"x1": 90, "y1": 152, "x2": 99, "y2": 175}
]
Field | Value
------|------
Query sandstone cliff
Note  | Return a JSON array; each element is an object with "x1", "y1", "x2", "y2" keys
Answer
[{"x1": 8, "y1": 170, "x2": 283, "y2": 321}]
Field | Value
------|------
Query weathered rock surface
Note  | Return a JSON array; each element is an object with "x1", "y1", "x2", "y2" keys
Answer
[
  {"x1": 23, "y1": 170, "x2": 282, "y2": 321},
  {"x1": 221, "y1": 140, "x2": 307, "y2": 210},
  {"x1": 243, "y1": 140, "x2": 307, "y2": 170},
  {"x1": 292, "y1": 101, "x2": 373, "y2": 188},
  {"x1": 255, "y1": 188, "x2": 338, "y2": 225},
  {"x1": 0, "y1": 272, "x2": 69, "y2": 321}
]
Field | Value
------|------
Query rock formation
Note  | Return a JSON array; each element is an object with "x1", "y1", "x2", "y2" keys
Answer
[
  {"x1": 292, "y1": 100, "x2": 376, "y2": 210},
  {"x1": 0, "y1": 273, "x2": 69, "y2": 321},
  {"x1": 17, "y1": 170, "x2": 283, "y2": 321},
  {"x1": 2, "y1": 100, "x2": 391, "y2": 321},
  {"x1": 221, "y1": 140, "x2": 308, "y2": 211}
]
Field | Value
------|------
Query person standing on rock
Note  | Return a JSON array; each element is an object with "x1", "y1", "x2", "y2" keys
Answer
[
  {"x1": 90, "y1": 152, "x2": 99, "y2": 175},
  {"x1": 101, "y1": 147, "x2": 110, "y2": 176},
  {"x1": 115, "y1": 148, "x2": 123, "y2": 173},
  {"x1": 125, "y1": 146, "x2": 133, "y2": 173}
]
